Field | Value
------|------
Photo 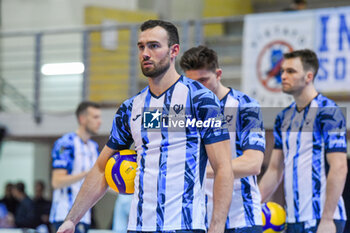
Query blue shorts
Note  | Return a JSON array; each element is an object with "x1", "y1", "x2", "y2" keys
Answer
[
  {"x1": 286, "y1": 219, "x2": 346, "y2": 233},
  {"x1": 225, "y1": 225, "x2": 263, "y2": 233}
]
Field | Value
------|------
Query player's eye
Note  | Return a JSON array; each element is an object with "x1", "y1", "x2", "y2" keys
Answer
[
  {"x1": 149, "y1": 43, "x2": 160, "y2": 49},
  {"x1": 199, "y1": 78, "x2": 209, "y2": 83},
  {"x1": 137, "y1": 44, "x2": 144, "y2": 50}
]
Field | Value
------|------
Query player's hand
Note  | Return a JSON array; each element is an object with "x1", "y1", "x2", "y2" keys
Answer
[
  {"x1": 316, "y1": 218, "x2": 336, "y2": 233},
  {"x1": 57, "y1": 220, "x2": 75, "y2": 233}
]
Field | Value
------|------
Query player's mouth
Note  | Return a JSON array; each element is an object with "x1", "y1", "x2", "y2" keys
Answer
[{"x1": 142, "y1": 61, "x2": 154, "y2": 68}]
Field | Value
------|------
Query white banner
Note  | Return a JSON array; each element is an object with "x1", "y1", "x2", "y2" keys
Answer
[
  {"x1": 243, "y1": 7, "x2": 350, "y2": 107},
  {"x1": 314, "y1": 7, "x2": 350, "y2": 93}
]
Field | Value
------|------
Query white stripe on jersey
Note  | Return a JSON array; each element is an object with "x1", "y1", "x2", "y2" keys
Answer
[
  {"x1": 297, "y1": 102, "x2": 318, "y2": 223},
  {"x1": 283, "y1": 112, "x2": 299, "y2": 222},
  {"x1": 163, "y1": 83, "x2": 188, "y2": 228},
  {"x1": 128, "y1": 90, "x2": 147, "y2": 229}
]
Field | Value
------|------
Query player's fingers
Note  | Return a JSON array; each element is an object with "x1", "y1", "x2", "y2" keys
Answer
[{"x1": 57, "y1": 220, "x2": 75, "y2": 233}]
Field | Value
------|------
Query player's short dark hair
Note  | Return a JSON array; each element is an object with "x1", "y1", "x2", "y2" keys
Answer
[
  {"x1": 180, "y1": 45, "x2": 219, "y2": 73},
  {"x1": 14, "y1": 182, "x2": 25, "y2": 193},
  {"x1": 75, "y1": 101, "x2": 100, "y2": 119},
  {"x1": 140, "y1": 19, "x2": 179, "y2": 47},
  {"x1": 284, "y1": 49, "x2": 319, "y2": 77}
]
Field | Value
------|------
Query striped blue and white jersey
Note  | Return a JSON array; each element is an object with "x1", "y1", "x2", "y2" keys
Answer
[
  {"x1": 274, "y1": 94, "x2": 347, "y2": 223},
  {"x1": 49, "y1": 132, "x2": 99, "y2": 224},
  {"x1": 106, "y1": 76, "x2": 229, "y2": 232},
  {"x1": 205, "y1": 88, "x2": 265, "y2": 229}
]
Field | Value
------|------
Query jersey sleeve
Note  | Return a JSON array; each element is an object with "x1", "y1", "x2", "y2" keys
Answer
[
  {"x1": 106, "y1": 100, "x2": 134, "y2": 150},
  {"x1": 318, "y1": 106, "x2": 347, "y2": 153},
  {"x1": 273, "y1": 112, "x2": 283, "y2": 150},
  {"x1": 192, "y1": 88, "x2": 230, "y2": 145},
  {"x1": 51, "y1": 136, "x2": 74, "y2": 170},
  {"x1": 238, "y1": 99, "x2": 265, "y2": 153}
]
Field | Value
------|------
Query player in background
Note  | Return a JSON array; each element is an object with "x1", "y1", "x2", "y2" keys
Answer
[
  {"x1": 57, "y1": 20, "x2": 233, "y2": 233},
  {"x1": 50, "y1": 101, "x2": 101, "y2": 233},
  {"x1": 180, "y1": 45, "x2": 265, "y2": 233},
  {"x1": 259, "y1": 49, "x2": 347, "y2": 233}
]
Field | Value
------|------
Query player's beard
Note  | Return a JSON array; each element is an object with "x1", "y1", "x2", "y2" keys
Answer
[
  {"x1": 141, "y1": 53, "x2": 171, "y2": 78},
  {"x1": 85, "y1": 125, "x2": 98, "y2": 136},
  {"x1": 281, "y1": 85, "x2": 293, "y2": 94},
  {"x1": 282, "y1": 76, "x2": 306, "y2": 95}
]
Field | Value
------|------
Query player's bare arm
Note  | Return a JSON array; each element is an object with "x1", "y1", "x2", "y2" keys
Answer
[
  {"x1": 57, "y1": 145, "x2": 117, "y2": 233},
  {"x1": 231, "y1": 149, "x2": 264, "y2": 178},
  {"x1": 317, "y1": 152, "x2": 347, "y2": 233},
  {"x1": 259, "y1": 149, "x2": 284, "y2": 203},
  {"x1": 207, "y1": 149, "x2": 263, "y2": 179},
  {"x1": 51, "y1": 169, "x2": 89, "y2": 189},
  {"x1": 206, "y1": 139, "x2": 234, "y2": 233}
]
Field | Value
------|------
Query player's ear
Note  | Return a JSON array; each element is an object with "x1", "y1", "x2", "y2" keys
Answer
[
  {"x1": 170, "y1": 44, "x2": 180, "y2": 58},
  {"x1": 78, "y1": 113, "x2": 87, "y2": 125},
  {"x1": 306, "y1": 71, "x2": 314, "y2": 84},
  {"x1": 216, "y1": 68, "x2": 223, "y2": 81}
]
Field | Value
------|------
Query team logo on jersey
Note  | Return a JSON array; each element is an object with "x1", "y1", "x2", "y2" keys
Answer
[
  {"x1": 173, "y1": 104, "x2": 184, "y2": 114},
  {"x1": 305, "y1": 119, "x2": 311, "y2": 125},
  {"x1": 225, "y1": 115, "x2": 233, "y2": 123},
  {"x1": 143, "y1": 109, "x2": 162, "y2": 129}
]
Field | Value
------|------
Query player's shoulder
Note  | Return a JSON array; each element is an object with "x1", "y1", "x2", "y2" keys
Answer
[
  {"x1": 54, "y1": 132, "x2": 76, "y2": 149},
  {"x1": 181, "y1": 75, "x2": 217, "y2": 99},
  {"x1": 314, "y1": 93, "x2": 338, "y2": 108},
  {"x1": 117, "y1": 87, "x2": 149, "y2": 112},
  {"x1": 314, "y1": 94, "x2": 344, "y2": 122},
  {"x1": 127, "y1": 86, "x2": 149, "y2": 104},
  {"x1": 56, "y1": 132, "x2": 77, "y2": 144},
  {"x1": 230, "y1": 89, "x2": 261, "y2": 107},
  {"x1": 181, "y1": 75, "x2": 209, "y2": 92}
]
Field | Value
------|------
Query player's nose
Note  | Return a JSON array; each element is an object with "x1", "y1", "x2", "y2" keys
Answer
[
  {"x1": 281, "y1": 71, "x2": 287, "y2": 80},
  {"x1": 141, "y1": 48, "x2": 151, "y2": 60}
]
